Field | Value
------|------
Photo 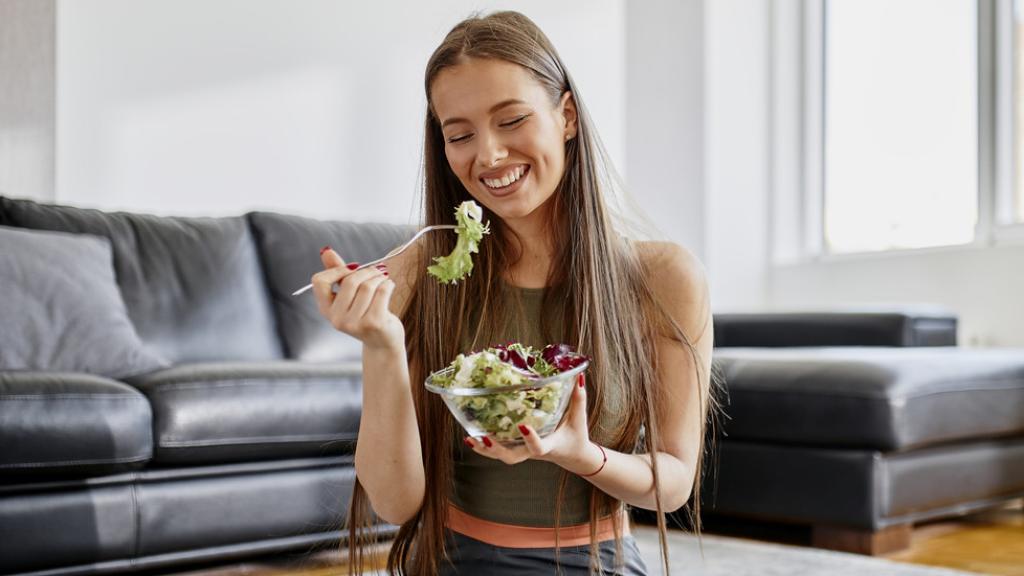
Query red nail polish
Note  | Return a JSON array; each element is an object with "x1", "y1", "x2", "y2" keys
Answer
[
  {"x1": 578, "y1": 374, "x2": 585, "y2": 388},
  {"x1": 482, "y1": 436, "x2": 493, "y2": 448},
  {"x1": 320, "y1": 245, "x2": 331, "y2": 255},
  {"x1": 346, "y1": 263, "x2": 360, "y2": 270},
  {"x1": 464, "y1": 437, "x2": 474, "y2": 448},
  {"x1": 518, "y1": 424, "x2": 530, "y2": 436}
]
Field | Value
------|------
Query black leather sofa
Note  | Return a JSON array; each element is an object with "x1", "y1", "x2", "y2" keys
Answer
[
  {"x1": 691, "y1": 312, "x2": 1024, "y2": 554},
  {"x1": 0, "y1": 196, "x2": 411, "y2": 575},
  {"x1": 2, "y1": 195, "x2": 1023, "y2": 574}
]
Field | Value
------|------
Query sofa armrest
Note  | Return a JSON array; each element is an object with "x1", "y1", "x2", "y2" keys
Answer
[{"x1": 712, "y1": 308, "x2": 958, "y2": 348}]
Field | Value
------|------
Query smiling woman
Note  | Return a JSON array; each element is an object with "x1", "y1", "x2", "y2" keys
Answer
[{"x1": 310, "y1": 10, "x2": 722, "y2": 576}]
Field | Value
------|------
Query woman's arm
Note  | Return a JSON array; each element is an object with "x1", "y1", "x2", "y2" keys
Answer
[
  {"x1": 357, "y1": 343, "x2": 425, "y2": 524},
  {"x1": 464, "y1": 242, "x2": 712, "y2": 512},
  {"x1": 583, "y1": 241, "x2": 713, "y2": 511},
  {"x1": 312, "y1": 247, "x2": 425, "y2": 525}
]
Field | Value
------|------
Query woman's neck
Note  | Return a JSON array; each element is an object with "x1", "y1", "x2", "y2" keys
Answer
[{"x1": 500, "y1": 209, "x2": 556, "y2": 289}]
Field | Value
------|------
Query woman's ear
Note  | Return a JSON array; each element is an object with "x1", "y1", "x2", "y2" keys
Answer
[{"x1": 560, "y1": 91, "x2": 578, "y2": 140}]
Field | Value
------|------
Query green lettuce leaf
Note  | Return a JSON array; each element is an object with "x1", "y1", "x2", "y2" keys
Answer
[{"x1": 427, "y1": 200, "x2": 490, "y2": 284}]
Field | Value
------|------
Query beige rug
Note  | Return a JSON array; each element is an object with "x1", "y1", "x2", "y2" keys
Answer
[{"x1": 631, "y1": 525, "x2": 985, "y2": 576}]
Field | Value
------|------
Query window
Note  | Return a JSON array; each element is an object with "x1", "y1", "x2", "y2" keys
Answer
[
  {"x1": 822, "y1": 0, "x2": 978, "y2": 254},
  {"x1": 1015, "y1": 0, "x2": 1024, "y2": 222}
]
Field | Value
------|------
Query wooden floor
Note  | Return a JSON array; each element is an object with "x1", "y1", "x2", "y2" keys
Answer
[
  {"x1": 884, "y1": 500, "x2": 1024, "y2": 576},
  {"x1": 167, "y1": 499, "x2": 1024, "y2": 576},
  {"x1": 698, "y1": 499, "x2": 1024, "y2": 576}
]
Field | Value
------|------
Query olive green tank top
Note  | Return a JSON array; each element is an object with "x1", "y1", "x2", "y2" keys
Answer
[{"x1": 449, "y1": 281, "x2": 620, "y2": 527}]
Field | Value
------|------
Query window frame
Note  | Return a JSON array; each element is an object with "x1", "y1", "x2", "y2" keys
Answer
[
  {"x1": 992, "y1": 0, "x2": 1024, "y2": 239},
  {"x1": 772, "y1": 0, "x2": 1023, "y2": 265}
]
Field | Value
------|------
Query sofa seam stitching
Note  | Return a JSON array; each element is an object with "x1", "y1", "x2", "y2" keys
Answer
[
  {"x1": 159, "y1": 433, "x2": 357, "y2": 447},
  {"x1": 148, "y1": 378, "x2": 358, "y2": 391},
  {"x1": 130, "y1": 476, "x2": 141, "y2": 565},
  {"x1": 0, "y1": 395, "x2": 147, "y2": 400},
  {"x1": 0, "y1": 455, "x2": 151, "y2": 468},
  {"x1": 726, "y1": 380, "x2": 1024, "y2": 401}
]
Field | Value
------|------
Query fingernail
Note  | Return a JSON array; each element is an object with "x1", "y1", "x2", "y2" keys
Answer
[
  {"x1": 346, "y1": 263, "x2": 360, "y2": 270},
  {"x1": 518, "y1": 424, "x2": 529, "y2": 436},
  {"x1": 320, "y1": 245, "x2": 331, "y2": 255},
  {"x1": 464, "y1": 437, "x2": 474, "y2": 448},
  {"x1": 482, "y1": 436, "x2": 493, "y2": 448},
  {"x1": 578, "y1": 374, "x2": 585, "y2": 388}
]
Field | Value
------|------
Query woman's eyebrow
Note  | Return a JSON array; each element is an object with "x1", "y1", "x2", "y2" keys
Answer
[{"x1": 441, "y1": 99, "x2": 527, "y2": 129}]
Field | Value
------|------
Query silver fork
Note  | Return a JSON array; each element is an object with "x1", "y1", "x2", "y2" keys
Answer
[{"x1": 291, "y1": 224, "x2": 458, "y2": 296}]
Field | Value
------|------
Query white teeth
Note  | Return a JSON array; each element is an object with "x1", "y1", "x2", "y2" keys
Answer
[{"x1": 483, "y1": 165, "x2": 525, "y2": 189}]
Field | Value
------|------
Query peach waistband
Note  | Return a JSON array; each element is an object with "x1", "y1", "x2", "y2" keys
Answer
[{"x1": 445, "y1": 504, "x2": 630, "y2": 549}]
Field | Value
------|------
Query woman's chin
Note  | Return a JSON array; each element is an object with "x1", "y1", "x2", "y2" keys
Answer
[
  {"x1": 467, "y1": 186, "x2": 553, "y2": 223},
  {"x1": 485, "y1": 201, "x2": 534, "y2": 222}
]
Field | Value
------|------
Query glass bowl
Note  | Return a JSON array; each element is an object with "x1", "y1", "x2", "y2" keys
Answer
[{"x1": 424, "y1": 360, "x2": 589, "y2": 446}]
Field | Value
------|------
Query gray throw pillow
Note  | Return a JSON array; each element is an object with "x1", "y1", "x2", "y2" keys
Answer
[{"x1": 0, "y1": 225, "x2": 168, "y2": 378}]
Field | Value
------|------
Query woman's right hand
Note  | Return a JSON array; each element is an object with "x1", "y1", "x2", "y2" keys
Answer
[{"x1": 311, "y1": 247, "x2": 405, "y2": 351}]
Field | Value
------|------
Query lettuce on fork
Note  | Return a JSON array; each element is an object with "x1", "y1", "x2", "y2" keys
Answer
[{"x1": 427, "y1": 200, "x2": 490, "y2": 284}]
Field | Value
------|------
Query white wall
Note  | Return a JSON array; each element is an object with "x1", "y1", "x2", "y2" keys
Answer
[
  {"x1": 55, "y1": 0, "x2": 626, "y2": 224},
  {"x1": 0, "y1": 0, "x2": 55, "y2": 202},
  {"x1": 624, "y1": 0, "x2": 771, "y2": 313},
  {"x1": 701, "y1": 0, "x2": 771, "y2": 311},
  {"x1": 625, "y1": 0, "x2": 705, "y2": 258},
  {"x1": 769, "y1": 246, "x2": 1024, "y2": 347}
]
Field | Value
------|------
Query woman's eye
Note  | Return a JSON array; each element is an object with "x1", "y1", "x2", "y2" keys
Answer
[
  {"x1": 500, "y1": 115, "x2": 529, "y2": 128},
  {"x1": 446, "y1": 115, "x2": 528, "y2": 144}
]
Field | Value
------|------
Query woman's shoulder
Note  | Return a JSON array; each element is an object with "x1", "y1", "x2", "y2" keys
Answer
[
  {"x1": 633, "y1": 240, "x2": 711, "y2": 334},
  {"x1": 633, "y1": 240, "x2": 707, "y2": 290}
]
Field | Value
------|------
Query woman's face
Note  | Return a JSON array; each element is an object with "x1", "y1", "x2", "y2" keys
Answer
[{"x1": 430, "y1": 57, "x2": 576, "y2": 224}]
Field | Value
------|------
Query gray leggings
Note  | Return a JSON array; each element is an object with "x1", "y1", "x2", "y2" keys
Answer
[{"x1": 438, "y1": 530, "x2": 649, "y2": 575}]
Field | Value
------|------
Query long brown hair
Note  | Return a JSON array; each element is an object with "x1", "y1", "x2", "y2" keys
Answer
[{"x1": 346, "y1": 10, "x2": 721, "y2": 575}]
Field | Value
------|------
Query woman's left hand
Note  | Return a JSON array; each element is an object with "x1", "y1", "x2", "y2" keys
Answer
[{"x1": 463, "y1": 372, "x2": 605, "y2": 476}]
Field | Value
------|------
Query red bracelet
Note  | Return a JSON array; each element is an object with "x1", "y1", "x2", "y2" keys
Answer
[{"x1": 579, "y1": 443, "x2": 607, "y2": 478}]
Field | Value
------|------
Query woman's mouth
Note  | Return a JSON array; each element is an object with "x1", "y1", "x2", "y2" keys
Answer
[{"x1": 479, "y1": 165, "x2": 530, "y2": 197}]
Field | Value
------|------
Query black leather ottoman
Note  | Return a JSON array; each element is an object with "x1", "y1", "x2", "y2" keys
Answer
[{"x1": 700, "y1": 344, "x2": 1024, "y2": 554}]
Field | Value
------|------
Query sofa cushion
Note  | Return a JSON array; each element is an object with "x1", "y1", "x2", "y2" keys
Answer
[
  {"x1": 247, "y1": 211, "x2": 413, "y2": 361},
  {"x1": 714, "y1": 308, "x2": 958, "y2": 348},
  {"x1": 714, "y1": 347, "x2": 1024, "y2": 451},
  {"x1": 0, "y1": 196, "x2": 283, "y2": 363},
  {"x1": 0, "y1": 372, "x2": 152, "y2": 477},
  {"x1": 127, "y1": 362, "x2": 363, "y2": 465},
  {"x1": 0, "y1": 225, "x2": 167, "y2": 378}
]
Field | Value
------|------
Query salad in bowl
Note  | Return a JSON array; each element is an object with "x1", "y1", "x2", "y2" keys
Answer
[{"x1": 425, "y1": 342, "x2": 589, "y2": 445}]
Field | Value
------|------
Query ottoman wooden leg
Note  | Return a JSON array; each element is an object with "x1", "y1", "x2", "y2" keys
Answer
[{"x1": 811, "y1": 523, "x2": 912, "y2": 555}]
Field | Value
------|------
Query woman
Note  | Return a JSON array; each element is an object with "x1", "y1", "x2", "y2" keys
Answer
[{"x1": 311, "y1": 10, "x2": 718, "y2": 575}]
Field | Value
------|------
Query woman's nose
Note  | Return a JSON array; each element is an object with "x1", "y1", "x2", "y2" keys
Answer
[{"x1": 475, "y1": 131, "x2": 507, "y2": 167}]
